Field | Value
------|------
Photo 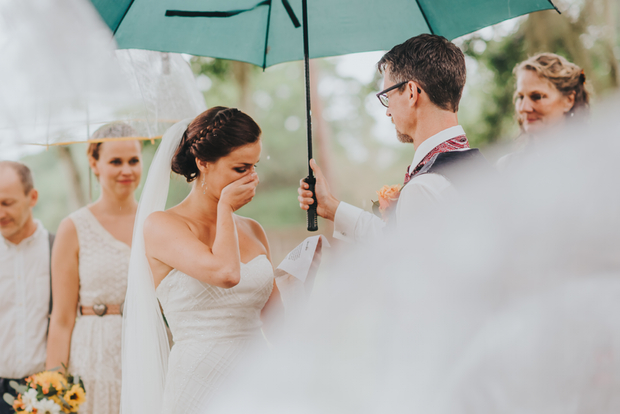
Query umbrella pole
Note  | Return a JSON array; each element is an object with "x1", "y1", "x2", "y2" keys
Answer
[{"x1": 302, "y1": 0, "x2": 318, "y2": 232}]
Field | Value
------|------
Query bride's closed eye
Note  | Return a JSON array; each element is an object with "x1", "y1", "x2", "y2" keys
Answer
[{"x1": 234, "y1": 165, "x2": 257, "y2": 174}]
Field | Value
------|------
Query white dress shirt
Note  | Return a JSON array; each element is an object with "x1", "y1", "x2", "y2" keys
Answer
[
  {"x1": 0, "y1": 220, "x2": 50, "y2": 378},
  {"x1": 333, "y1": 126, "x2": 465, "y2": 243}
]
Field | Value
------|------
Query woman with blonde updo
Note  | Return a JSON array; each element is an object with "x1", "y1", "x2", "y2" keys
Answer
[
  {"x1": 513, "y1": 52, "x2": 589, "y2": 133},
  {"x1": 498, "y1": 53, "x2": 590, "y2": 169},
  {"x1": 46, "y1": 123, "x2": 142, "y2": 414}
]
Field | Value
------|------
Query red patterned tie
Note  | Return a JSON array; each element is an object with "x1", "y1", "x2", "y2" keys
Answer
[{"x1": 404, "y1": 135, "x2": 470, "y2": 185}]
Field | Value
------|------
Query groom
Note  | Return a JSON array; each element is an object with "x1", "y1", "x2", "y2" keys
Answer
[{"x1": 298, "y1": 34, "x2": 488, "y2": 241}]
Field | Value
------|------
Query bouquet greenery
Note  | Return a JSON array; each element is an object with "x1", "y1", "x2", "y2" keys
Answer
[{"x1": 3, "y1": 367, "x2": 86, "y2": 414}]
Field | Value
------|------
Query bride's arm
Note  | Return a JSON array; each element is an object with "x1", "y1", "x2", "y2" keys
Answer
[
  {"x1": 145, "y1": 174, "x2": 258, "y2": 289},
  {"x1": 246, "y1": 220, "x2": 284, "y2": 336}
]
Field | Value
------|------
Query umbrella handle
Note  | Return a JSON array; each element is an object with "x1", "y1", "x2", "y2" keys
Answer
[{"x1": 304, "y1": 176, "x2": 318, "y2": 232}]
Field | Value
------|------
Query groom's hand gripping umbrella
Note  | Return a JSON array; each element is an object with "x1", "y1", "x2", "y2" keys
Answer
[{"x1": 88, "y1": 0, "x2": 560, "y2": 231}]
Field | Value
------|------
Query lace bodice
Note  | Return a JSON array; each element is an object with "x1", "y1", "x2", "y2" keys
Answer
[
  {"x1": 70, "y1": 207, "x2": 129, "y2": 306},
  {"x1": 156, "y1": 254, "x2": 274, "y2": 344},
  {"x1": 68, "y1": 206, "x2": 130, "y2": 414}
]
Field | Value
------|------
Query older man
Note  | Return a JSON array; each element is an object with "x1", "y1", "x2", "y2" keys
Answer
[
  {"x1": 298, "y1": 34, "x2": 489, "y2": 241},
  {"x1": 0, "y1": 161, "x2": 52, "y2": 414}
]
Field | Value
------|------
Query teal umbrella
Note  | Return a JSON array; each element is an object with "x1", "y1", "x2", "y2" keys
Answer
[{"x1": 90, "y1": 0, "x2": 558, "y2": 230}]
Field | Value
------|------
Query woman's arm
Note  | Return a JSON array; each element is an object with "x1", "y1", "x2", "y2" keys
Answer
[
  {"x1": 46, "y1": 218, "x2": 80, "y2": 370},
  {"x1": 248, "y1": 219, "x2": 284, "y2": 336},
  {"x1": 145, "y1": 207, "x2": 240, "y2": 289},
  {"x1": 146, "y1": 173, "x2": 258, "y2": 289}
]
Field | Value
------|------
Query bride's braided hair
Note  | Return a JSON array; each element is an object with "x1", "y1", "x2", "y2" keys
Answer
[{"x1": 172, "y1": 106, "x2": 261, "y2": 182}]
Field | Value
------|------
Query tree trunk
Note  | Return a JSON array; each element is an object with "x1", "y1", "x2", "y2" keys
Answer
[
  {"x1": 602, "y1": 0, "x2": 619, "y2": 88},
  {"x1": 309, "y1": 60, "x2": 335, "y2": 235},
  {"x1": 232, "y1": 61, "x2": 254, "y2": 114},
  {"x1": 309, "y1": 60, "x2": 335, "y2": 191},
  {"x1": 56, "y1": 146, "x2": 87, "y2": 209}
]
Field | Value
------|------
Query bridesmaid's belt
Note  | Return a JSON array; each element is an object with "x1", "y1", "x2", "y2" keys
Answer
[{"x1": 80, "y1": 303, "x2": 124, "y2": 317}]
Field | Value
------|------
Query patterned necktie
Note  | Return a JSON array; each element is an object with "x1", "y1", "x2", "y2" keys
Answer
[{"x1": 404, "y1": 135, "x2": 470, "y2": 185}]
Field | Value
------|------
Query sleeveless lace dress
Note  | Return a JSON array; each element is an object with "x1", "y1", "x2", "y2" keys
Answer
[
  {"x1": 156, "y1": 254, "x2": 274, "y2": 414},
  {"x1": 68, "y1": 207, "x2": 129, "y2": 414}
]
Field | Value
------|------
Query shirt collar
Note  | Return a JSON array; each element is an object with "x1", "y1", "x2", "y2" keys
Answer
[
  {"x1": 409, "y1": 125, "x2": 466, "y2": 174},
  {"x1": 1, "y1": 219, "x2": 46, "y2": 249}
]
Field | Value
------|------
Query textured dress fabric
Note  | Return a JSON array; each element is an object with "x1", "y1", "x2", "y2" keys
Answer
[
  {"x1": 68, "y1": 207, "x2": 129, "y2": 414},
  {"x1": 156, "y1": 254, "x2": 274, "y2": 414}
]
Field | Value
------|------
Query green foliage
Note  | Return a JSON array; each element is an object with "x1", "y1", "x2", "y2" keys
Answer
[
  {"x1": 3, "y1": 393, "x2": 14, "y2": 406},
  {"x1": 460, "y1": 32, "x2": 527, "y2": 146}
]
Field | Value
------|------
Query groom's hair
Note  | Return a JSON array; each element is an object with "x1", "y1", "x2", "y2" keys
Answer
[
  {"x1": 378, "y1": 34, "x2": 466, "y2": 113},
  {"x1": 172, "y1": 107, "x2": 261, "y2": 182}
]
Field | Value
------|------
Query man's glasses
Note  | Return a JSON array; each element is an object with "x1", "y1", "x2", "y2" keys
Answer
[{"x1": 376, "y1": 81, "x2": 421, "y2": 108}]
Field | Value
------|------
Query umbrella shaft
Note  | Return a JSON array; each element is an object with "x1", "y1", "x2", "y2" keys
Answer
[{"x1": 302, "y1": 0, "x2": 313, "y2": 178}]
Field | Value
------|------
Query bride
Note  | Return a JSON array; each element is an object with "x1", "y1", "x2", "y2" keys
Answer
[{"x1": 121, "y1": 107, "x2": 281, "y2": 414}]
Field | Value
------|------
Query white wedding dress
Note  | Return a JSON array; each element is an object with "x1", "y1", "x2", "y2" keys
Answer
[
  {"x1": 156, "y1": 254, "x2": 274, "y2": 413},
  {"x1": 121, "y1": 119, "x2": 277, "y2": 414}
]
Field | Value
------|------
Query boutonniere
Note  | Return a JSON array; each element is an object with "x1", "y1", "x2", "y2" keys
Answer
[{"x1": 371, "y1": 184, "x2": 402, "y2": 221}]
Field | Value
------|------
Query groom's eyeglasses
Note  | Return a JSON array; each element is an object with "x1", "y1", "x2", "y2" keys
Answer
[{"x1": 376, "y1": 81, "x2": 422, "y2": 108}]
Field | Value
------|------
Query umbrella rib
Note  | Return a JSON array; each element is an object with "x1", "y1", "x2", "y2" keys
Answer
[
  {"x1": 547, "y1": 0, "x2": 561, "y2": 14},
  {"x1": 262, "y1": 1, "x2": 273, "y2": 70},
  {"x1": 113, "y1": 0, "x2": 136, "y2": 35},
  {"x1": 414, "y1": 0, "x2": 434, "y2": 35}
]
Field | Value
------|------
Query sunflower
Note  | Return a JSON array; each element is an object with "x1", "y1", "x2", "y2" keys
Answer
[
  {"x1": 50, "y1": 394, "x2": 72, "y2": 413},
  {"x1": 64, "y1": 384, "x2": 86, "y2": 411}
]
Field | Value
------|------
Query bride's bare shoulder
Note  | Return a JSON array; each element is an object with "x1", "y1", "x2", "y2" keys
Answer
[
  {"x1": 235, "y1": 215, "x2": 265, "y2": 235},
  {"x1": 234, "y1": 215, "x2": 269, "y2": 249},
  {"x1": 144, "y1": 210, "x2": 193, "y2": 238}
]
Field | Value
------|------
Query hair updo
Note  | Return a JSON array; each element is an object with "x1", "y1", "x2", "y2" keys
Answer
[
  {"x1": 87, "y1": 122, "x2": 139, "y2": 160},
  {"x1": 514, "y1": 53, "x2": 590, "y2": 116},
  {"x1": 171, "y1": 107, "x2": 261, "y2": 182}
]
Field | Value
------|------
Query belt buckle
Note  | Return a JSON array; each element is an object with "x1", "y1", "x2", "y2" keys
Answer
[{"x1": 92, "y1": 303, "x2": 108, "y2": 317}]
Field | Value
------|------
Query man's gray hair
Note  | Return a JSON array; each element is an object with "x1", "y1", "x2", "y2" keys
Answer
[{"x1": 0, "y1": 161, "x2": 34, "y2": 194}]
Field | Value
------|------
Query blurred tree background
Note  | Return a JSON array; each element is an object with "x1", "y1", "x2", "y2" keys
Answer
[{"x1": 12, "y1": 0, "x2": 619, "y2": 263}]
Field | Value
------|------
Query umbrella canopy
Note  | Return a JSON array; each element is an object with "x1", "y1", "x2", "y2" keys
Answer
[
  {"x1": 91, "y1": 0, "x2": 557, "y2": 68},
  {"x1": 89, "y1": 0, "x2": 558, "y2": 230}
]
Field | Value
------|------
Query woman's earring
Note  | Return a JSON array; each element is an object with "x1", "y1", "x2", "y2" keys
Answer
[{"x1": 201, "y1": 175, "x2": 207, "y2": 194}]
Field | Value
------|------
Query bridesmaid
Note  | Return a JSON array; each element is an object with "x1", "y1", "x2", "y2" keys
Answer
[{"x1": 46, "y1": 123, "x2": 142, "y2": 414}]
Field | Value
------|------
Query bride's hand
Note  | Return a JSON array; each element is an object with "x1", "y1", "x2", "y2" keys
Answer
[{"x1": 219, "y1": 172, "x2": 259, "y2": 211}]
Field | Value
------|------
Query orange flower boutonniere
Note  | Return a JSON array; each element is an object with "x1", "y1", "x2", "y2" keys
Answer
[{"x1": 372, "y1": 184, "x2": 402, "y2": 221}]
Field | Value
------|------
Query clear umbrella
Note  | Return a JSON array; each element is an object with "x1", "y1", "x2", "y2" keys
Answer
[{"x1": 0, "y1": 0, "x2": 205, "y2": 154}]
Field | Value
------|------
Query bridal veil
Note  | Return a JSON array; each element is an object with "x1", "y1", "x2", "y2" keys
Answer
[{"x1": 120, "y1": 119, "x2": 192, "y2": 414}]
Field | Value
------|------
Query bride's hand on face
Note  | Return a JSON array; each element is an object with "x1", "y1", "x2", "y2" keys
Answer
[{"x1": 219, "y1": 172, "x2": 259, "y2": 211}]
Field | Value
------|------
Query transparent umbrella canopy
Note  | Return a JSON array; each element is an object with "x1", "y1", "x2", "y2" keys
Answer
[{"x1": 0, "y1": 0, "x2": 205, "y2": 153}]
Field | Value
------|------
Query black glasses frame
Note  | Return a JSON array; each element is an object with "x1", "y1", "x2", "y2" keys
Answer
[{"x1": 376, "y1": 80, "x2": 421, "y2": 108}]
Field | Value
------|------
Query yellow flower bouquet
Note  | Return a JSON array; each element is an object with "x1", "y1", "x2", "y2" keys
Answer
[{"x1": 3, "y1": 367, "x2": 86, "y2": 414}]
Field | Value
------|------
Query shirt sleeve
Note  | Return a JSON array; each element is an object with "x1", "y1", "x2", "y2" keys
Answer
[
  {"x1": 333, "y1": 174, "x2": 454, "y2": 243},
  {"x1": 333, "y1": 202, "x2": 386, "y2": 243},
  {"x1": 396, "y1": 173, "x2": 454, "y2": 229}
]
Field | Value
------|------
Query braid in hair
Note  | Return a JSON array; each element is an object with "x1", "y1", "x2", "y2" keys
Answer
[
  {"x1": 171, "y1": 107, "x2": 261, "y2": 182},
  {"x1": 171, "y1": 127, "x2": 200, "y2": 180}
]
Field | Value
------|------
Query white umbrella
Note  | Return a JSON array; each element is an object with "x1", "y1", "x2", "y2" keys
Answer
[{"x1": 0, "y1": 0, "x2": 205, "y2": 154}]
